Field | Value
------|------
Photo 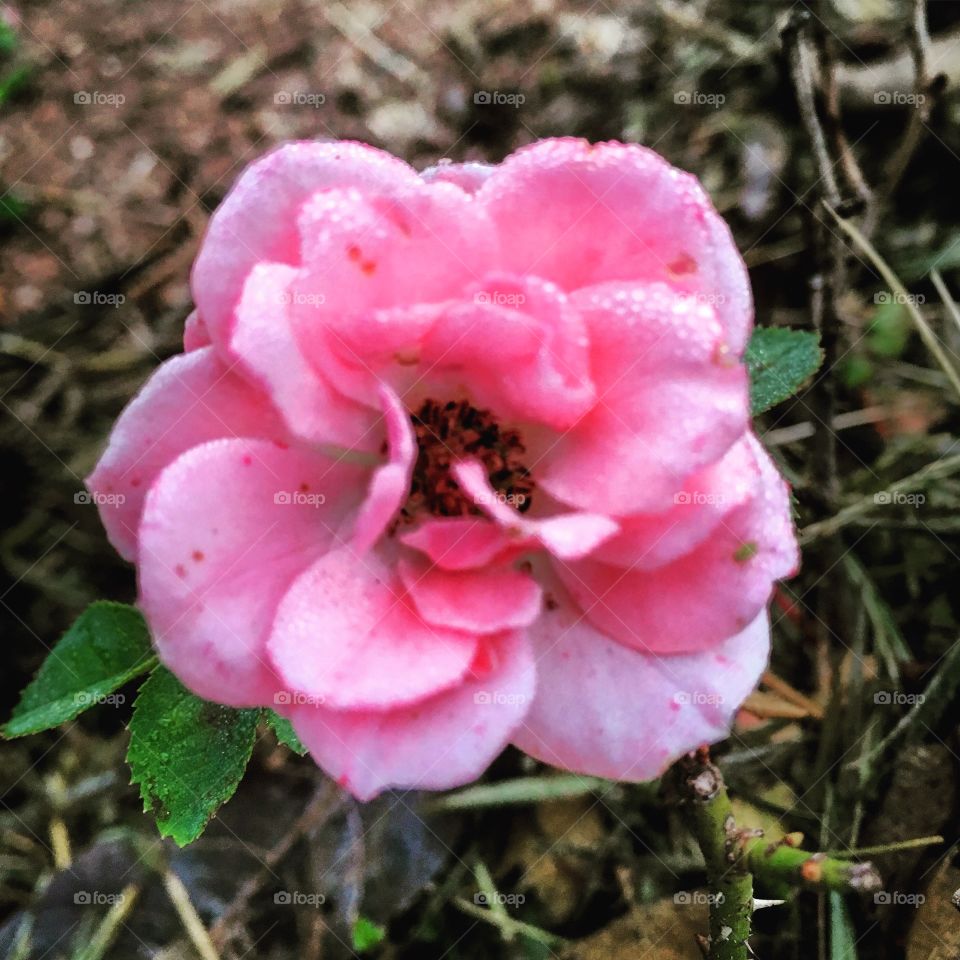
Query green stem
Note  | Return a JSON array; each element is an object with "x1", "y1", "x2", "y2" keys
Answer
[
  {"x1": 674, "y1": 750, "x2": 884, "y2": 960},
  {"x1": 743, "y1": 837, "x2": 882, "y2": 896},
  {"x1": 675, "y1": 751, "x2": 753, "y2": 960}
]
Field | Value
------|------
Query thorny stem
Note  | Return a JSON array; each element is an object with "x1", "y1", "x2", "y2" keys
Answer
[
  {"x1": 674, "y1": 750, "x2": 882, "y2": 960},
  {"x1": 675, "y1": 750, "x2": 754, "y2": 960}
]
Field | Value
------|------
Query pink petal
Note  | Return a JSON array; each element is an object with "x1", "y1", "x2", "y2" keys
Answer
[
  {"x1": 192, "y1": 140, "x2": 421, "y2": 348},
  {"x1": 511, "y1": 577, "x2": 769, "y2": 781},
  {"x1": 476, "y1": 137, "x2": 752, "y2": 351},
  {"x1": 229, "y1": 262, "x2": 377, "y2": 449},
  {"x1": 399, "y1": 517, "x2": 517, "y2": 570},
  {"x1": 267, "y1": 546, "x2": 478, "y2": 711},
  {"x1": 138, "y1": 438, "x2": 367, "y2": 706},
  {"x1": 182, "y1": 310, "x2": 210, "y2": 351},
  {"x1": 452, "y1": 460, "x2": 619, "y2": 560},
  {"x1": 592, "y1": 435, "x2": 761, "y2": 570},
  {"x1": 536, "y1": 282, "x2": 749, "y2": 516},
  {"x1": 350, "y1": 385, "x2": 416, "y2": 554},
  {"x1": 281, "y1": 632, "x2": 535, "y2": 800},
  {"x1": 553, "y1": 437, "x2": 798, "y2": 654},
  {"x1": 420, "y1": 159, "x2": 495, "y2": 193},
  {"x1": 86, "y1": 347, "x2": 286, "y2": 561},
  {"x1": 398, "y1": 553, "x2": 542, "y2": 633},
  {"x1": 287, "y1": 181, "x2": 496, "y2": 402},
  {"x1": 417, "y1": 274, "x2": 595, "y2": 430}
]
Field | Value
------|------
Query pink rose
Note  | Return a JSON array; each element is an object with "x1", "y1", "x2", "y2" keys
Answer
[{"x1": 89, "y1": 138, "x2": 798, "y2": 800}]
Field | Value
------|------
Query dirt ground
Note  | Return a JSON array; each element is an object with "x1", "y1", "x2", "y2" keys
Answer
[{"x1": 4, "y1": 0, "x2": 960, "y2": 958}]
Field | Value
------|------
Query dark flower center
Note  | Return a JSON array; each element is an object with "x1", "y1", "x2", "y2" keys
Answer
[{"x1": 401, "y1": 398, "x2": 534, "y2": 521}]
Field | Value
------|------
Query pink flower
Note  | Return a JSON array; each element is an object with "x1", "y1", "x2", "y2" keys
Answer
[{"x1": 88, "y1": 138, "x2": 798, "y2": 800}]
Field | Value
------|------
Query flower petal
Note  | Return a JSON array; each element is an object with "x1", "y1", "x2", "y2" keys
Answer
[
  {"x1": 452, "y1": 460, "x2": 618, "y2": 560},
  {"x1": 281, "y1": 631, "x2": 535, "y2": 800},
  {"x1": 553, "y1": 437, "x2": 797, "y2": 654},
  {"x1": 267, "y1": 546, "x2": 478, "y2": 711},
  {"x1": 229, "y1": 262, "x2": 377, "y2": 449},
  {"x1": 536, "y1": 282, "x2": 749, "y2": 516},
  {"x1": 591, "y1": 435, "x2": 761, "y2": 570},
  {"x1": 420, "y1": 160, "x2": 495, "y2": 193},
  {"x1": 138, "y1": 438, "x2": 366, "y2": 706},
  {"x1": 192, "y1": 140, "x2": 421, "y2": 348},
  {"x1": 399, "y1": 517, "x2": 517, "y2": 570},
  {"x1": 417, "y1": 274, "x2": 595, "y2": 430},
  {"x1": 398, "y1": 553, "x2": 542, "y2": 633},
  {"x1": 477, "y1": 137, "x2": 752, "y2": 351},
  {"x1": 511, "y1": 577, "x2": 769, "y2": 781},
  {"x1": 87, "y1": 347, "x2": 286, "y2": 561},
  {"x1": 350, "y1": 385, "x2": 417, "y2": 553}
]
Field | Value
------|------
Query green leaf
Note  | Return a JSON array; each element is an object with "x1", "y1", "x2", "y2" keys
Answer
[
  {"x1": 264, "y1": 709, "x2": 308, "y2": 755},
  {"x1": 829, "y1": 891, "x2": 859, "y2": 960},
  {"x1": 127, "y1": 667, "x2": 259, "y2": 846},
  {"x1": 3, "y1": 602, "x2": 156, "y2": 738},
  {"x1": 352, "y1": 916, "x2": 387, "y2": 953},
  {"x1": 745, "y1": 326, "x2": 824, "y2": 415}
]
